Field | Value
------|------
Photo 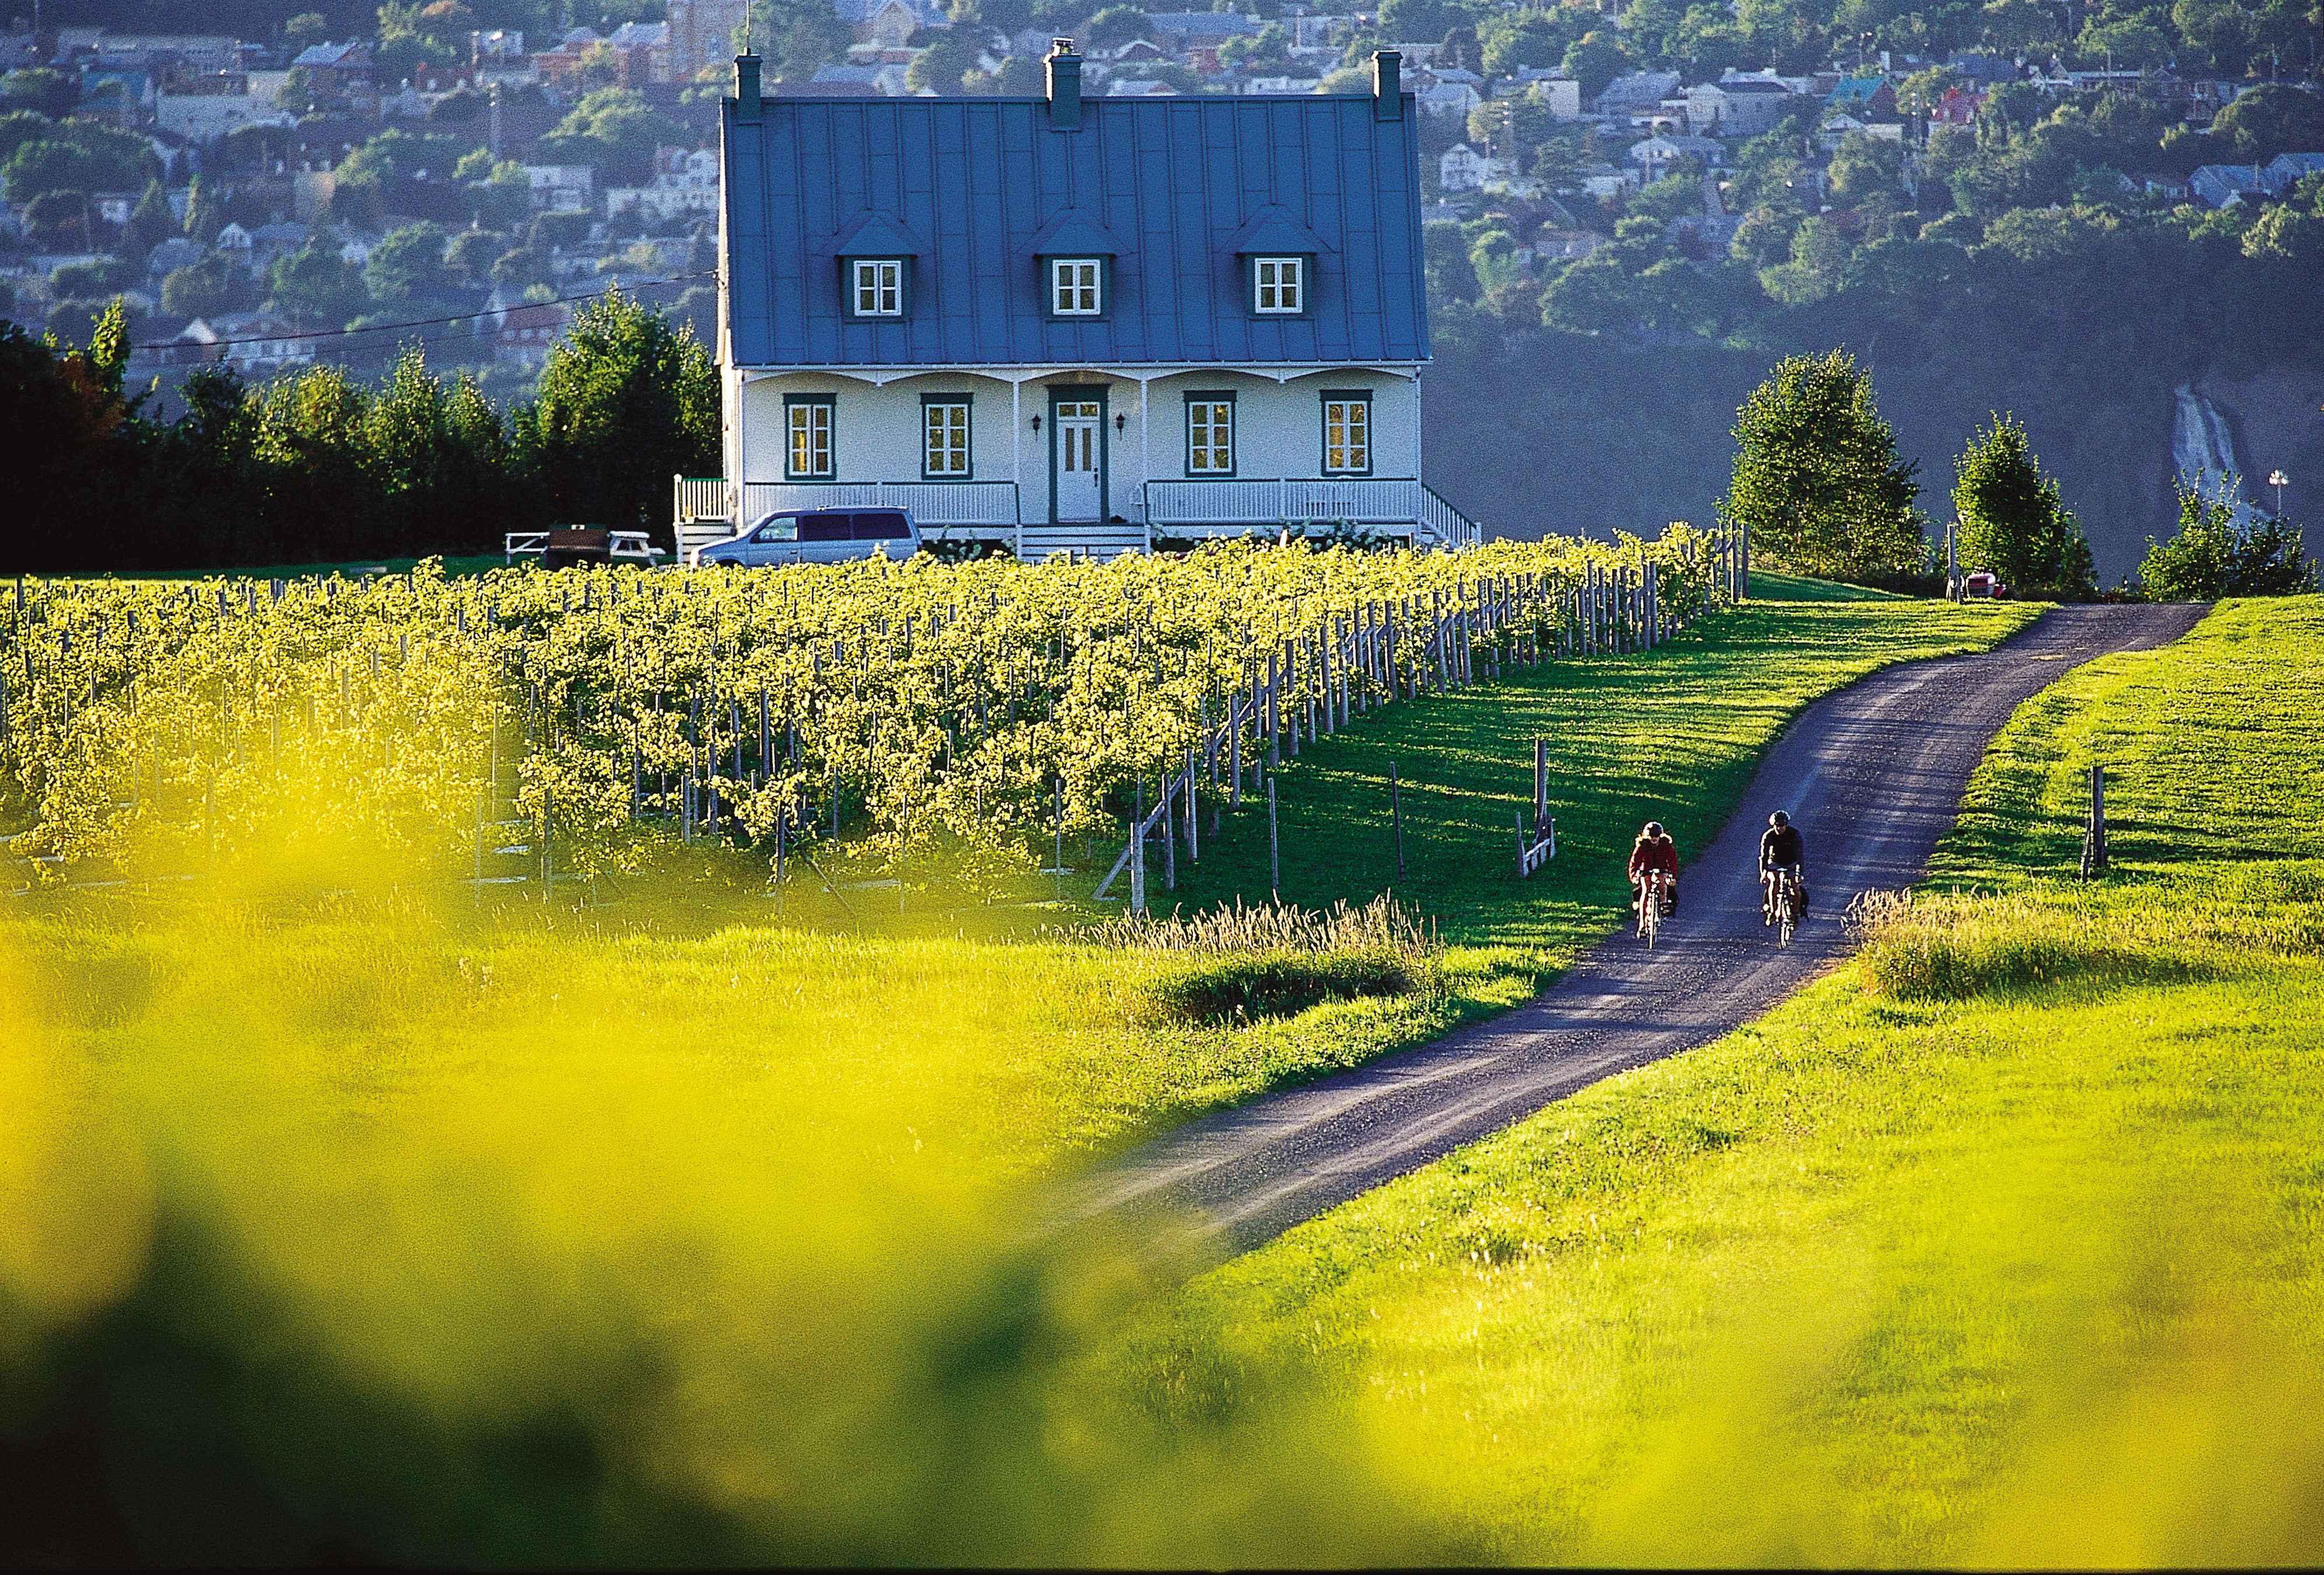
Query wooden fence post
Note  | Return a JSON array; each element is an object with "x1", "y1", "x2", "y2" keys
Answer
[
  {"x1": 2081, "y1": 763, "x2": 2108, "y2": 878},
  {"x1": 1389, "y1": 760, "x2": 1405, "y2": 877},
  {"x1": 1268, "y1": 774, "x2": 1280, "y2": 902}
]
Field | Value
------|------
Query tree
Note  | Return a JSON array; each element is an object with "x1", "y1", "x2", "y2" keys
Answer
[
  {"x1": 1720, "y1": 349, "x2": 1925, "y2": 580},
  {"x1": 1560, "y1": 32, "x2": 1632, "y2": 102},
  {"x1": 1082, "y1": 5, "x2": 1154, "y2": 47},
  {"x1": 2141, "y1": 481, "x2": 2316, "y2": 598},
  {"x1": 534, "y1": 88, "x2": 685, "y2": 186},
  {"x1": 1377, "y1": 0, "x2": 1456, "y2": 43},
  {"x1": 286, "y1": 12, "x2": 331, "y2": 44},
  {"x1": 4, "y1": 127, "x2": 154, "y2": 206},
  {"x1": 364, "y1": 221, "x2": 456, "y2": 309},
  {"x1": 522, "y1": 288, "x2": 719, "y2": 538},
  {"x1": 2211, "y1": 83, "x2": 2324, "y2": 164},
  {"x1": 270, "y1": 246, "x2": 371, "y2": 327},
  {"x1": 1951, "y1": 414, "x2": 2095, "y2": 594},
  {"x1": 1478, "y1": 9, "x2": 1567, "y2": 74},
  {"x1": 751, "y1": 0, "x2": 855, "y2": 82},
  {"x1": 905, "y1": 28, "x2": 985, "y2": 93},
  {"x1": 127, "y1": 177, "x2": 176, "y2": 254},
  {"x1": 182, "y1": 174, "x2": 226, "y2": 241},
  {"x1": 162, "y1": 253, "x2": 239, "y2": 319},
  {"x1": 0, "y1": 68, "x2": 78, "y2": 118},
  {"x1": 0, "y1": 304, "x2": 138, "y2": 571}
]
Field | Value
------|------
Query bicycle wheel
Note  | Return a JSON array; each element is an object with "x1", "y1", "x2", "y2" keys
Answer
[{"x1": 1777, "y1": 880, "x2": 1796, "y2": 946}]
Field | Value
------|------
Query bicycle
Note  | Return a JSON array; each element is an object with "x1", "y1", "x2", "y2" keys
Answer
[
  {"x1": 1765, "y1": 866, "x2": 1801, "y2": 946},
  {"x1": 1635, "y1": 870, "x2": 1669, "y2": 947}
]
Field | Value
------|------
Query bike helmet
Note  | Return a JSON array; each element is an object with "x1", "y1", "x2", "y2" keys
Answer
[
  {"x1": 1644, "y1": 821, "x2": 1664, "y2": 838},
  {"x1": 1769, "y1": 811, "x2": 1790, "y2": 827}
]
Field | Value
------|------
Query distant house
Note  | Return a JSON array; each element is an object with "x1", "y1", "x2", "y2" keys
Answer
[
  {"x1": 523, "y1": 164, "x2": 596, "y2": 213},
  {"x1": 808, "y1": 62, "x2": 908, "y2": 95},
  {"x1": 1817, "y1": 111, "x2": 1868, "y2": 151},
  {"x1": 215, "y1": 220, "x2": 254, "y2": 258},
  {"x1": 1107, "y1": 78, "x2": 1180, "y2": 97},
  {"x1": 1684, "y1": 77, "x2": 1793, "y2": 138},
  {"x1": 1628, "y1": 133, "x2": 1722, "y2": 180},
  {"x1": 155, "y1": 90, "x2": 295, "y2": 142},
  {"x1": 2265, "y1": 151, "x2": 2324, "y2": 191},
  {"x1": 714, "y1": 44, "x2": 1475, "y2": 556},
  {"x1": 835, "y1": 0, "x2": 949, "y2": 49},
  {"x1": 1929, "y1": 85, "x2": 1987, "y2": 127},
  {"x1": 666, "y1": 0, "x2": 749, "y2": 83},
  {"x1": 1144, "y1": 12, "x2": 1263, "y2": 52},
  {"x1": 1579, "y1": 163, "x2": 1642, "y2": 198},
  {"x1": 495, "y1": 300, "x2": 572, "y2": 366},
  {"x1": 2190, "y1": 163, "x2": 2272, "y2": 207},
  {"x1": 1438, "y1": 142, "x2": 1506, "y2": 191},
  {"x1": 1595, "y1": 69, "x2": 1681, "y2": 117},
  {"x1": 1416, "y1": 78, "x2": 1480, "y2": 117},
  {"x1": 1505, "y1": 73, "x2": 1583, "y2": 120},
  {"x1": 605, "y1": 145, "x2": 720, "y2": 223},
  {"x1": 290, "y1": 40, "x2": 374, "y2": 97},
  {"x1": 1824, "y1": 74, "x2": 1896, "y2": 117}
]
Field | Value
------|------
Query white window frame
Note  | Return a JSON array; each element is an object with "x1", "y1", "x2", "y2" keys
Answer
[
  {"x1": 922, "y1": 398, "x2": 971, "y2": 478},
  {"x1": 1253, "y1": 256, "x2": 1304, "y2": 314},
  {"x1": 850, "y1": 257, "x2": 903, "y2": 317},
  {"x1": 1321, "y1": 393, "x2": 1370, "y2": 476},
  {"x1": 1184, "y1": 394, "x2": 1235, "y2": 476},
  {"x1": 786, "y1": 397, "x2": 835, "y2": 480},
  {"x1": 1050, "y1": 257, "x2": 1102, "y2": 316}
]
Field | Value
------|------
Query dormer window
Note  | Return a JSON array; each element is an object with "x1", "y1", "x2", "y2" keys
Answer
[
  {"x1": 1050, "y1": 257, "x2": 1102, "y2": 316},
  {"x1": 851, "y1": 258, "x2": 904, "y2": 317},
  {"x1": 1253, "y1": 256, "x2": 1304, "y2": 314}
]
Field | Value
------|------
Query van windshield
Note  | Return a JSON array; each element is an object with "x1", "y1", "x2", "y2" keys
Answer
[{"x1": 751, "y1": 514, "x2": 800, "y2": 542}]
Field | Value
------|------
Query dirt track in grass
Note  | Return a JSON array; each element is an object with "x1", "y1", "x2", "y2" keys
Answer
[{"x1": 1066, "y1": 602, "x2": 2210, "y2": 1258}]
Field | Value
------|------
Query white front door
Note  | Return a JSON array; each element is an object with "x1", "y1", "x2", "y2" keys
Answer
[{"x1": 1054, "y1": 401, "x2": 1102, "y2": 522}]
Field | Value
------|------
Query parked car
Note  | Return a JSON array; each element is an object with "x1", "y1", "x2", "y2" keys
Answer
[
  {"x1": 692, "y1": 508, "x2": 922, "y2": 567},
  {"x1": 1959, "y1": 569, "x2": 2010, "y2": 600}
]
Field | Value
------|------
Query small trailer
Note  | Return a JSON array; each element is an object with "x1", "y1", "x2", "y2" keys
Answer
[{"x1": 503, "y1": 527, "x2": 669, "y2": 569}]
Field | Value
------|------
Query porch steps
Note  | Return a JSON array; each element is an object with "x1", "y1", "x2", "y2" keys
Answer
[{"x1": 1017, "y1": 523, "x2": 1149, "y2": 562}]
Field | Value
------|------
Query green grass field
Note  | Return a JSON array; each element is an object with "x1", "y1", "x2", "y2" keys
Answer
[
  {"x1": 0, "y1": 582, "x2": 2070, "y2": 1564},
  {"x1": 1138, "y1": 596, "x2": 2324, "y2": 1565}
]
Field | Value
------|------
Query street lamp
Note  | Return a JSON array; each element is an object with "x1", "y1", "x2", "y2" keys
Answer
[{"x1": 2268, "y1": 470, "x2": 2288, "y2": 517}]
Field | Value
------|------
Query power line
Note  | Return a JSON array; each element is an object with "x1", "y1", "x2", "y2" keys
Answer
[{"x1": 130, "y1": 268, "x2": 716, "y2": 354}]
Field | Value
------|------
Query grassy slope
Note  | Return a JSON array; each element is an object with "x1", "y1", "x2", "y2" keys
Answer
[
  {"x1": 1140, "y1": 596, "x2": 2324, "y2": 1565},
  {"x1": 1172, "y1": 576, "x2": 2022, "y2": 953}
]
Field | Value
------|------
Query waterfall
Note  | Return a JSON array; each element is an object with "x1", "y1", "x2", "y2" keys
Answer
[{"x1": 2171, "y1": 384, "x2": 2266, "y2": 528}]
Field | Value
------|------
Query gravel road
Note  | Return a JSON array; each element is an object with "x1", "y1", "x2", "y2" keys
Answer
[{"x1": 1064, "y1": 603, "x2": 2208, "y2": 1259}]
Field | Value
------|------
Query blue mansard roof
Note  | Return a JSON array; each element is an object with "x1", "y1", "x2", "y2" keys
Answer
[{"x1": 721, "y1": 92, "x2": 1429, "y2": 369}]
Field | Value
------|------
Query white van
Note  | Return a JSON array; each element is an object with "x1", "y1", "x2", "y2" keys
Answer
[{"x1": 694, "y1": 508, "x2": 922, "y2": 567}]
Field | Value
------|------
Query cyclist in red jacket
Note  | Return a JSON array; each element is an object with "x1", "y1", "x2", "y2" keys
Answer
[{"x1": 1628, "y1": 821, "x2": 1679, "y2": 917}]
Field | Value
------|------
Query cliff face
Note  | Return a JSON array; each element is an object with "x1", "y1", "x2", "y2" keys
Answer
[
  {"x1": 1422, "y1": 339, "x2": 2320, "y2": 586},
  {"x1": 2201, "y1": 366, "x2": 2324, "y2": 561}
]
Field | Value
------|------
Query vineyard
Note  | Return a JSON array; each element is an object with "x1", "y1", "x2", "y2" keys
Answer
[{"x1": 0, "y1": 528, "x2": 1739, "y2": 900}]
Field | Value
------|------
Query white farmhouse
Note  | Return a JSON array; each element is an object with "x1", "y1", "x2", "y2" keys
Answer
[{"x1": 712, "y1": 43, "x2": 1475, "y2": 558}]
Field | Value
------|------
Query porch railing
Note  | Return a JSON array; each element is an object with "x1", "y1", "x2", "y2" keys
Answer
[{"x1": 1142, "y1": 478, "x2": 1480, "y2": 548}]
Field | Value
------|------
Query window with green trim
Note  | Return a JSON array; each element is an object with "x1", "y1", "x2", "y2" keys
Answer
[
  {"x1": 786, "y1": 397, "x2": 835, "y2": 479},
  {"x1": 1185, "y1": 392, "x2": 1234, "y2": 475},
  {"x1": 923, "y1": 398, "x2": 971, "y2": 478},
  {"x1": 1321, "y1": 391, "x2": 1370, "y2": 475}
]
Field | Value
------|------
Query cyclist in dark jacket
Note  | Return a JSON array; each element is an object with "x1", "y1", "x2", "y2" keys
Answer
[
  {"x1": 1629, "y1": 820, "x2": 1680, "y2": 916},
  {"x1": 1759, "y1": 811, "x2": 1807, "y2": 924}
]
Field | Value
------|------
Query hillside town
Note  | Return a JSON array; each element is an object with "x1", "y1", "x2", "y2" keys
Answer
[{"x1": 0, "y1": 0, "x2": 2317, "y2": 399}]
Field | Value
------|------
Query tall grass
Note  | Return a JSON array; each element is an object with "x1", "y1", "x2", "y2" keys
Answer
[{"x1": 1087, "y1": 897, "x2": 1446, "y2": 1025}]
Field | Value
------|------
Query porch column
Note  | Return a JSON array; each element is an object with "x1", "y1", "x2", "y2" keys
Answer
[
  {"x1": 1138, "y1": 374, "x2": 1152, "y2": 551},
  {"x1": 1010, "y1": 376, "x2": 1023, "y2": 556}
]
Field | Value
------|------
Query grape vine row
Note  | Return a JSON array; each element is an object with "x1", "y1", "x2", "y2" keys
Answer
[{"x1": 0, "y1": 528, "x2": 1740, "y2": 891}]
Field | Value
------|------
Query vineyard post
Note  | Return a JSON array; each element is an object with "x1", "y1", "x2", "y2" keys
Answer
[
  {"x1": 1267, "y1": 774, "x2": 1280, "y2": 902},
  {"x1": 1534, "y1": 738, "x2": 1548, "y2": 834},
  {"x1": 1645, "y1": 561, "x2": 1658, "y2": 649},
  {"x1": 1740, "y1": 520, "x2": 1750, "y2": 599},
  {"x1": 1389, "y1": 760, "x2": 1404, "y2": 877},
  {"x1": 1266, "y1": 649, "x2": 1280, "y2": 768},
  {"x1": 1053, "y1": 776, "x2": 1065, "y2": 897},
  {"x1": 1129, "y1": 797, "x2": 1146, "y2": 916},
  {"x1": 542, "y1": 788, "x2": 553, "y2": 901},
  {"x1": 1185, "y1": 744, "x2": 1199, "y2": 862},
  {"x1": 1228, "y1": 691, "x2": 1243, "y2": 808},
  {"x1": 1163, "y1": 774, "x2": 1175, "y2": 891}
]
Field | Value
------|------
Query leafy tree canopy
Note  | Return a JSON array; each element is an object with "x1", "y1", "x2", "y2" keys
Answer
[
  {"x1": 2141, "y1": 482, "x2": 2315, "y2": 599},
  {"x1": 534, "y1": 88, "x2": 687, "y2": 186},
  {"x1": 1951, "y1": 413, "x2": 2095, "y2": 594},
  {"x1": 1720, "y1": 349, "x2": 1926, "y2": 579},
  {"x1": 525, "y1": 287, "x2": 719, "y2": 534}
]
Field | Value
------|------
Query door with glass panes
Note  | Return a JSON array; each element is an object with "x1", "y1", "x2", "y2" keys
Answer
[{"x1": 1052, "y1": 399, "x2": 1103, "y2": 521}]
